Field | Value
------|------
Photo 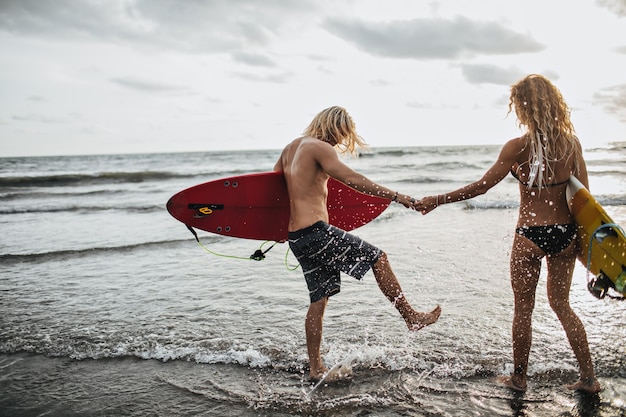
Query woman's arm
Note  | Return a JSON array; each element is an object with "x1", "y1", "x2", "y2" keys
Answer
[{"x1": 415, "y1": 139, "x2": 520, "y2": 214}]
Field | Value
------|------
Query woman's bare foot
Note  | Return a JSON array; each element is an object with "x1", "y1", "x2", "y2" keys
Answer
[
  {"x1": 566, "y1": 378, "x2": 602, "y2": 393},
  {"x1": 496, "y1": 375, "x2": 527, "y2": 392},
  {"x1": 406, "y1": 305, "x2": 441, "y2": 331}
]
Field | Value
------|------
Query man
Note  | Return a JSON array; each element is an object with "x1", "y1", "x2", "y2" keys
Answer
[{"x1": 274, "y1": 106, "x2": 441, "y2": 381}]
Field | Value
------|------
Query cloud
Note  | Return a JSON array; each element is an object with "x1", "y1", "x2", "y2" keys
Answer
[
  {"x1": 597, "y1": 0, "x2": 626, "y2": 16},
  {"x1": 460, "y1": 64, "x2": 526, "y2": 85},
  {"x1": 27, "y1": 95, "x2": 46, "y2": 102},
  {"x1": 594, "y1": 84, "x2": 626, "y2": 122},
  {"x1": 232, "y1": 52, "x2": 277, "y2": 67},
  {"x1": 460, "y1": 64, "x2": 560, "y2": 86},
  {"x1": 12, "y1": 113, "x2": 68, "y2": 123},
  {"x1": 370, "y1": 79, "x2": 392, "y2": 87},
  {"x1": 323, "y1": 16, "x2": 545, "y2": 60},
  {"x1": 110, "y1": 76, "x2": 186, "y2": 93},
  {"x1": 0, "y1": 0, "x2": 317, "y2": 53},
  {"x1": 232, "y1": 71, "x2": 292, "y2": 84}
]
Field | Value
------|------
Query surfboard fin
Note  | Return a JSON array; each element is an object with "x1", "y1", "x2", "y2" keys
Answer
[
  {"x1": 587, "y1": 272, "x2": 612, "y2": 299},
  {"x1": 588, "y1": 270, "x2": 626, "y2": 300},
  {"x1": 186, "y1": 224, "x2": 200, "y2": 242}
]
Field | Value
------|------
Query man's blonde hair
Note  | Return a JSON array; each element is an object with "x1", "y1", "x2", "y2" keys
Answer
[{"x1": 303, "y1": 106, "x2": 368, "y2": 156}]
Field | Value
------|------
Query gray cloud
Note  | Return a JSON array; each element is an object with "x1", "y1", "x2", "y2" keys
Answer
[
  {"x1": 594, "y1": 84, "x2": 626, "y2": 122},
  {"x1": 232, "y1": 52, "x2": 277, "y2": 68},
  {"x1": 27, "y1": 95, "x2": 46, "y2": 102},
  {"x1": 597, "y1": 0, "x2": 626, "y2": 16},
  {"x1": 232, "y1": 71, "x2": 292, "y2": 84},
  {"x1": 110, "y1": 77, "x2": 186, "y2": 93},
  {"x1": 461, "y1": 64, "x2": 526, "y2": 85},
  {"x1": 460, "y1": 64, "x2": 559, "y2": 86},
  {"x1": 12, "y1": 113, "x2": 68, "y2": 123},
  {"x1": 370, "y1": 79, "x2": 391, "y2": 87},
  {"x1": 323, "y1": 16, "x2": 545, "y2": 60},
  {"x1": 0, "y1": 0, "x2": 317, "y2": 53}
]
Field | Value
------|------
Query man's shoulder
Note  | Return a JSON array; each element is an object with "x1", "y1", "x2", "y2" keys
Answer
[{"x1": 286, "y1": 136, "x2": 333, "y2": 153}]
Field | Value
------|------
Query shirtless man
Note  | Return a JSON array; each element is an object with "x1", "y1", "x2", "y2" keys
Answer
[{"x1": 274, "y1": 106, "x2": 441, "y2": 381}]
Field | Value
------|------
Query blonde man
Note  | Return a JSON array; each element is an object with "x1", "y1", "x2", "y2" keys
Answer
[{"x1": 274, "y1": 106, "x2": 441, "y2": 381}]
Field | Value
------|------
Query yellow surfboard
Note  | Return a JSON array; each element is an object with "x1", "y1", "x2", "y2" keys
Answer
[{"x1": 567, "y1": 176, "x2": 626, "y2": 298}]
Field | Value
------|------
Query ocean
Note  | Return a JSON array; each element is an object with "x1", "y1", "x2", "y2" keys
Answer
[{"x1": 1, "y1": 143, "x2": 625, "y2": 417}]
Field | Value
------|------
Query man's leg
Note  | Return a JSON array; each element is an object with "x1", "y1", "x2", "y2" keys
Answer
[
  {"x1": 371, "y1": 252, "x2": 441, "y2": 331},
  {"x1": 306, "y1": 297, "x2": 329, "y2": 380}
]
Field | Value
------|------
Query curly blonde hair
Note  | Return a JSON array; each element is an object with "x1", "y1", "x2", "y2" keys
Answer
[
  {"x1": 303, "y1": 106, "x2": 368, "y2": 156},
  {"x1": 508, "y1": 74, "x2": 583, "y2": 186}
]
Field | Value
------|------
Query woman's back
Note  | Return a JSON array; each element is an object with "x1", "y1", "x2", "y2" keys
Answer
[{"x1": 511, "y1": 135, "x2": 581, "y2": 227}]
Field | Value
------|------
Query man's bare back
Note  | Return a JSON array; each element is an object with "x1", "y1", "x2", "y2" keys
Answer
[
  {"x1": 274, "y1": 136, "x2": 415, "y2": 230},
  {"x1": 274, "y1": 137, "x2": 332, "y2": 231}
]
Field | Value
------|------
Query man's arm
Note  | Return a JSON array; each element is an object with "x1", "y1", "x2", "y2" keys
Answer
[
  {"x1": 315, "y1": 141, "x2": 414, "y2": 207},
  {"x1": 273, "y1": 150, "x2": 284, "y2": 172}
]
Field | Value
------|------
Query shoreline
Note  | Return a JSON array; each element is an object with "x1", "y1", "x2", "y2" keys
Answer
[{"x1": 1, "y1": 352, "x2": 624, "y2": 417}]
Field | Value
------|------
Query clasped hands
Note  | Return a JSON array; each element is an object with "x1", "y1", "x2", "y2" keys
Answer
[{"x1": 395, "y1": 194, "x2": 440, "y2": 214}]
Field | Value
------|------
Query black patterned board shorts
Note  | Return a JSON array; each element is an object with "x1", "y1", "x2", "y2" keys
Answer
[{"x1": 288, "y1": 221, "x2": 383, "y2": 303}]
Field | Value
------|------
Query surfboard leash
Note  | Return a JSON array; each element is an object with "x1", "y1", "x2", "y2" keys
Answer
[
  {"x1": 183, "y1": 225, "x2": 301, "y2": 271},
  {"x1": 284, "y1": 247, "x2": 300, "y2": 271},
  {"x1": 585, "y1": 223, "x2": 625, "y2": 300},
  {"x1": 185, "y1": 225, "x2": 278, "y2": 262}
]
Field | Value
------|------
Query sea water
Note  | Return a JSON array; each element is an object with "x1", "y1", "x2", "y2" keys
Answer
[{"x1": 1, "y1": 144, "x2": 625, "y2": 416}]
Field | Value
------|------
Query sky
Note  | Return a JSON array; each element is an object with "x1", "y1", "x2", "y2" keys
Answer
[{"x1": 1, "y1": 0, "x2": 625, "y2": 157}]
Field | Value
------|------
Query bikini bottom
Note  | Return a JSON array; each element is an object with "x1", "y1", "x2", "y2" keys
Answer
[{"x1": 515, "y1": 223, "x2": 577, "y2": 255}]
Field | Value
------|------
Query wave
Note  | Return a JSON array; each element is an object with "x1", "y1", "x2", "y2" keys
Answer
[
  {"x1": 463, "y1": 200, "x2": 520, "y2": 210},
  {"x1": 587, "y1": 141, "x2": 626, "y2": 152},
  {"x1": 0, "y1": 171, "x2": 182, "y2": 188},
  {"x1": 419, "y1": 160, "x2": 492, "y2": 171},
  {"x1": 588, "y1": 168, "x2": 626, "y2": 176},
  {"x1": 0, "y1": 203, "x2": 165, "y2": 215},
  {"x1": 462, "y1": 195, "x2": 626, "y2": 209},
  {"x1": 0, "y1": 168, "x2": 260, "y2": 188},
  {"x1": 3, "y1": 194, "x2": 622, "y2": 217},
  {"x1": 2, "y1": 338, "x2": 623, "y2": 381},
  {"x1": 1, "y1": 189, "x2": 123, "y2": 203},
  {"x1": 0, "y1": 238, "x2": 200, "y2": 264},
  {"x1": 371, "y1": 145, "x2": 500, "y2": 157},
  {"x1": 601, "y1": 194, "x2": 626, "y2": 206}
]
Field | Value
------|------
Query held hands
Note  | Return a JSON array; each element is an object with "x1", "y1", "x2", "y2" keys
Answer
[
  {"x1": 391, "y1": 192, "x2": 441, "y2": 213},
  {"x1": 392, "y1": 192, "x2": 417, "y2": 209},
  {"x1": 412, "y1": 195, "x2": 439, "y2": 215}
]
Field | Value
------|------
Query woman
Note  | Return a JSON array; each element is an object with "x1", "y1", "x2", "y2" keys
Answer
[{"x1": 414, "y1": 74, "x2": 600, "y2": 393}]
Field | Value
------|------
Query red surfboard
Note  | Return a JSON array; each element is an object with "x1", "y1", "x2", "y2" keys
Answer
[{"x1": 166, "y1": 171, "x2": 390, "y2": 242}]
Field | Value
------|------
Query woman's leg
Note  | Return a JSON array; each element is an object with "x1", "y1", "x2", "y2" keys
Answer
[
  {"x1": 503, "y1": 234, "x2": 543, "y2": 389},
  {"x1": 546, "y1": 243, "x2": 601, "y2": 393}
]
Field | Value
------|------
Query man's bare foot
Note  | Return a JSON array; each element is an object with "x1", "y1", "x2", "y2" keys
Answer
[
  {"x1": 566, "y1": 378, "x2": 602, "y2": 393},
  {"x1": 309, "y1": 364, "x2": 352, "y2": 383},
  {"x1": 496, "y1": 375, "x2": 527, "y2": 392},
  {"x1": 309, "y1": 366, "x2": 328, "y2": 382},
  {"x1": 406, "y1": 305, "x2": 441, "y2": 331}
]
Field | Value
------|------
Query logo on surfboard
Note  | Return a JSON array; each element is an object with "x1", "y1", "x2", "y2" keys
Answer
[{"x1": 188, "y1": 203, "x2": 224, "y2": 217}]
